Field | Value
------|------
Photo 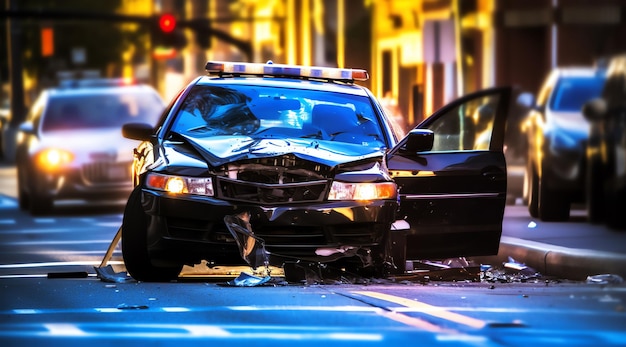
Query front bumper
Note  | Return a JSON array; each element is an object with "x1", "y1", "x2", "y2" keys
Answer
[
  {"x1": 140, "y1": 189, "x2": 397, "y2": 266},
  {"x1": 37, "y1": 162, "x2": 133, "y2": 202}
]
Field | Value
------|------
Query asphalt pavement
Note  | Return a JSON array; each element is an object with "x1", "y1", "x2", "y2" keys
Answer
[{"x1": 1, "y1": 162, "x2": 625, "y2": 282}]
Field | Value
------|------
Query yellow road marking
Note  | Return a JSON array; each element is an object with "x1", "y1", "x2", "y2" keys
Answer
[{"x1": 353, "y1": 291, "x2": 486, "y2": 329}]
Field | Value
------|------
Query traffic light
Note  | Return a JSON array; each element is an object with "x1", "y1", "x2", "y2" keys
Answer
[{"x1": 151, "y1": 13, "x2": 187, "y2": 49}]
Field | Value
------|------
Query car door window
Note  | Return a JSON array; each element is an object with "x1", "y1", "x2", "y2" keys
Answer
[{"x1": 424, "y1": 95, "x2": 500, "y2": 151}]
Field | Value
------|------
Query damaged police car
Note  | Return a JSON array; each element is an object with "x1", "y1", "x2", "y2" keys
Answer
[{"x1": 121, "y1": 61, "x2": 510, "y2": 281}]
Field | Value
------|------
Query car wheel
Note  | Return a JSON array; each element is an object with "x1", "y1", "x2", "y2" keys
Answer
[
  {"x1": 28, "y1": 173, "x2": 53, "y2": 215},
  {"x1": 387, "y1": 231, "x2": 406, "y2": 275},
  {"x1": 29, "y1": 193, "x2": 53, "y2": 216},
  {"x1": 527, "y1": 164, "x2": 539, "y2": 218},
  {"x1": 605, "y1": 190, "x2": 626, "y2": 231},
  {"x1": 538, "y1": 173, "x2": 570, "y2": 221},
  {"x1": 122, "y1": 186, "x2": 182, "y2": 282},
  {"x1": 586, "y1": 154, "x2": 605, "y2": 224},
  {"x1": 16, "y1": 166, "x2": 29, "y2": 211}
]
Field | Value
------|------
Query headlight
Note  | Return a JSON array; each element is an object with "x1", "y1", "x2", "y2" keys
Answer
[
  {"x1": 146, "y1": 173, "x2": 214, "y2": 196},
  {"x1": 35, "y1": 148, "x2": 74, "y2": 171},
  {"x1": 328, "y1": 181, "x2": 397, "y2": 201}
]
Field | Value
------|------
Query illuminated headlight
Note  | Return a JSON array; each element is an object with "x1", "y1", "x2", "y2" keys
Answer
[
  {"x1": 328, "y1": 181, "x2": 397, "y2": 201},
  {"x1": 146, "y1": 173, "x2": 214, "y2": 196},
  {"x1": 35, "y1": 148, "x2": 74, "y2": 171}
]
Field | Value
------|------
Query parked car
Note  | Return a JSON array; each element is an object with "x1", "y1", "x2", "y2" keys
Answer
[
  {"x1": 583, "y1": 55, "x2": 626, "y2": 229},
  {"x1": 120, "y1": 61, "x2": 511, "y2": 281},
  {"x1": 519, "y1": 67, "x2": 606, "y2": 221},
  {"x1": 16, "y1": 78, "x2": 166, "y2": 215}
]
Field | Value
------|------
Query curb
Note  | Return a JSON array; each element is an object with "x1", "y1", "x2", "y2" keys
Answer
[{"x1": 475, "y1": 236, "x2": 626, "y2": 281}]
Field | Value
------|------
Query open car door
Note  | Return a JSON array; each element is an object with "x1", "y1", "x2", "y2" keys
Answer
[{"x1": 387, "y1": 87, "x2": 511, "y2": 264}]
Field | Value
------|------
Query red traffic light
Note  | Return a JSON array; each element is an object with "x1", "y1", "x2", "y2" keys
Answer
[{"x1": 158, "y1": 13, "x2": 176, "y2": 33}]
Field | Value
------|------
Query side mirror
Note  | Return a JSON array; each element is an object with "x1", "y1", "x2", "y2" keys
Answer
[
  {"x1": 582, "y1": 98, "x2": 607, "y2": 121},
  {"x1": 122, "y1": 122, "x2": 154, "y2": 141},
  {"x1": 403, "y1": 129, "x2": 434, "y2": 153},
  {"x1": 18, "y1": 122, "x2": 35, "y2": 135},
  {"x1": 516, "y1": 92, "x2": 536, "y2": 109}
]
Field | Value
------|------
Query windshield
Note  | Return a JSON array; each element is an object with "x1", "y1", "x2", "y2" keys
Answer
[
  {"x1": 169, "y1": 84, "x2": 386, "y2": 148},
  {"x1": 549, "y1": 75, "x2": 605, "y2": 112},
  {"x1": 42, "y1": 89, "x2": 164, "y2": 132}
]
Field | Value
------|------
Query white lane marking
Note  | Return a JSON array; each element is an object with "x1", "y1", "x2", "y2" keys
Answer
[
  {"x1": 0, "y1": 323, "x2": 384, "y2": 341},
  {"x1": 12, "y1": 250, "x2": 120, "y2": 255},
  {"x1": 96, "y1": 222, "x2": 123, "y2": 227},
  {"x1": 34, "y1": 218, "x2": 56, "y2": 223},
  {"x1": 228, "y1": 305, "x2": 382, "y2": 312},
  {"x1": 45, "y1": 324, "x2": 89, "y2": 336},
  {"x1": 0, "y1": 260, "x2": 124, "y2": 268},
  {"x1": 2, "y1": 240, "x2": 113, "y2": 246},
  {"x1": 0, "y1": 219, "x2": 16, "y2": 224},
  {"x1": 162, "y1": 307, "x2": 191, "y2": 312}
]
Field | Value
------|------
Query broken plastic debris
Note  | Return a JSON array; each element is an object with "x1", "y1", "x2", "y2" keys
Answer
[
  {"x1": 586, "y1": 274, "x2": 624, "y2": 285},
  {"x1": 224, "y1": 212, "x2": 270, "y2": 273},
  {"x1": 226, "y1": 272, "x2": 272, "y2": 287},
  {"x1": 94, "y1": 265, "x2": 135, "y2": 283},
  {"x1": 482, "y1": 257, "x2": 541, "y2": 283},
  {"x1": 315, "y1": 246, "x2": 356, "y2": 257}
]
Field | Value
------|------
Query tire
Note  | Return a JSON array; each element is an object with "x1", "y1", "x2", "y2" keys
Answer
[
  {"x1": 28, "y1": 172, "x2": 53, "y2": 216},
  {"x1": 527, "y1": 164, "x2": 539, "y2": 218},
  {"x1": 538, "y1": 171, "x2": 570, "y2": 221},
  {"x1": 605, "y1": 190, "x2": 626, "y2": 231},
  {"x1": 388, "y1": 231, "x2": 407, "y2": 275},
  {"x1": 586, "y1": 155, "x2": 605, "y2": 224},
  {"x1": 29, "y1": 193, "x2": 53, "y2": 216},
  {"x1": 122, "y1": 186, "x2": 182, "y2": 282},
  {"x1": 16, "y1": 166, "x2": 29, "y2": 211}
]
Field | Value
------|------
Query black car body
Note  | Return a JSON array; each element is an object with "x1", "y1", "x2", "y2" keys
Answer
[
  {"x1": 121, "y1": 61, "x2": 511, "y2": 281},
  {"x1": 16, "y1": 79, "x2": 165, "y2": 214},
  {"x1": 583, "y1": 55, "x2": 626, "y2": 229}
]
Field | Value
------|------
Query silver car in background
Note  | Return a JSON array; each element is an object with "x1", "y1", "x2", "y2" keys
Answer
[{"x1": 16, "y1": 79, "x2": 165, "y2": 215}]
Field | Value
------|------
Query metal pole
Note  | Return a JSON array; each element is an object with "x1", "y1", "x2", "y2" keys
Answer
[{"x1": 5, "y1": 0, "x2": 25, "y2": 163}]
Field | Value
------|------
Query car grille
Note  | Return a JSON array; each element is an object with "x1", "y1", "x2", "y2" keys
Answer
[
  {"x1": 81, "y1": 161, "x2": 132, "y2": 184},
  {"x1": 166, "y1": 218, "x2": 384, "y2": 248},
  {"x1": 215, "y1": 177, "x2": 329, "y2": 204}
]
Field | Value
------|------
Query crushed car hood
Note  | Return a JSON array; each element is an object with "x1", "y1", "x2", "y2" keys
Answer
[{"x1": 176, "y1": 134, "x2": 386, "y2": 168}]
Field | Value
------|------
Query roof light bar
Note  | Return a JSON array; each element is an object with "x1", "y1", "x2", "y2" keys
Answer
[{"x1": 205, "y1": 61, "x2": 369, "y2": 82}]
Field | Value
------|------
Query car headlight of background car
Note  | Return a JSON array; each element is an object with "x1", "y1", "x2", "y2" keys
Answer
[
  {"x1": 328, "y1": 181, "x2": 397, "y2": 201},
  {"x1": 146, "y1": 173, "x2": 214, "y2": 196},
  {"x1": 35, "y1": 148, "x2": 74, "y2": 171}
]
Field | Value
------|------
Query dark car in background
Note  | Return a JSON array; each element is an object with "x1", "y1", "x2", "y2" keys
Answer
[
  {"x1": 0, "y1": 97, "x2": 10, "y2": 160},
  {"x1": 15, "y1": 78, "x2": 166, "y2": 215},
  {"x1": 519, "y1": 67, "x2": 606, "y2": 221},
  {"x1": 120, "y1": 61, "x2": 511, "y2": 281},
  {"x1": 583, "y1": 54, "x2": 626, "y2": 229}
]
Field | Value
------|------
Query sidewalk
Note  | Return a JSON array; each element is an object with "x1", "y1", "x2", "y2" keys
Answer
[{"x1": 478, "y1": 205, "x2": 626, "y2": 281}]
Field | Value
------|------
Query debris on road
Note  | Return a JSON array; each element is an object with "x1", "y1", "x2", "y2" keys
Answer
[
  {"x1": 586, "y1": 274, "x2": 624, "y2": 285},
  {"x1": 94, "y1": 265, "x2": 135, "y2": 283},
  {"x1": 482, "y1": 257, "x2": 541, "y2": 283},
  {"x1": 225, "y1": 272, "x2": 272, "y2": 287}
]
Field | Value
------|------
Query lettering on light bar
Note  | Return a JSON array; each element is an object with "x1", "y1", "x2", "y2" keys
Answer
[{"x1": 205, "y1": 61, "x2": 369, "y2": 82}]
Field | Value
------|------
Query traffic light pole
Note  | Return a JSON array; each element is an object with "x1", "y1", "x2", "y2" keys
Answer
[{"x1": 5, "y1": 0, "x2": 26, "y2": 163}]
